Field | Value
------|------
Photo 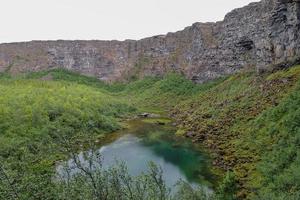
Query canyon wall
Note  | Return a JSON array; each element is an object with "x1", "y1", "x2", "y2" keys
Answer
[{"x1": 0, "y1": 0, "x2": 299, "y2": 82}]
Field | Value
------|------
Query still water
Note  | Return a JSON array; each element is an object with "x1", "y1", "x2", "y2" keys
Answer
[{"x1": 57, "y1": 118, "x2": 215, "y2": 189}]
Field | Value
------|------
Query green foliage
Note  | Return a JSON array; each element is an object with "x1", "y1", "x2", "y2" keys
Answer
[
  {"x1": 1, "y1": 65, "x2": 300, "y2": 199},
  {"x1": 0, "y1": 72, "x2": 11, "y2": 79},
  {"x1": 49, "y1": 150, "x2": 220, "y2": 200},
  {"x1": 0, "y1": 78, "x2": 135, "y2": 200},
  {"x1": 22, "y1": 69, "x2": 226, "y2": 110},
  {"x1": 173, "y1": 181, "x2": 214, "y2": 200},
  {"x1": 0, "y1": 69, "x2": 232, "y2": 199},
  {"x1": 156, "y1": 73, "x2": 199, "y2": 95},
  {"x1": 247, "y1": 80, "x2": 300, "y2": 199},
  {"x1": 122, "y1": 76, "x2": 160, "y2": 93},
  {"x1": 215, "y1": 171, "x2": 237, "y2": 200},
  {"x1": 54, "y1": 154, "x2": 238, "y2": 200},
  {"x1": 0, "y1": 79, "x2": 134, "y2": 137},
  {"x1": 117, "y1": 73, "x2": 226, "y2": 110},
  {"x1": 25, "y1": 68, "x2": 126, "y2": 92},
  {"x1": 171, "y1": 65, "x2": 300, "y2": 198}
]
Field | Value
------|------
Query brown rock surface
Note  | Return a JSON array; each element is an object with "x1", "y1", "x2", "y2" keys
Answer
[{"x1": 0, "y1": 0, "x2": 299, "y2": 82}]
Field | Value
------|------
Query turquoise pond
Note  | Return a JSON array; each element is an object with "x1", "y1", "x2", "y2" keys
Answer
[{"x1": 56, "y1": 119, "x2": 216, "y2": 189}]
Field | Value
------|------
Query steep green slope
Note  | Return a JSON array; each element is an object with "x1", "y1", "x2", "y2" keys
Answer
[
  {"x1": 171, "y1": 66, "x2": 300, "y2": 199},
  {"x1": 23, "y1": 66, "x2": 300, "y2": 196},
  {"x1": 0, "y1": 79, "x2": 135, "y2": 199},
  {"x1": 245, "y1": 77, "x2": 300, "y2": 199},
  {"x1": 118, "y1": 73, "x2": 226, "y2": 110},
  {"x1": 22, "y1": 69, "x2": 225, "y2": 110},
  {"x1": 1, "y1": 66, "x2": 300, "y2": 199}
]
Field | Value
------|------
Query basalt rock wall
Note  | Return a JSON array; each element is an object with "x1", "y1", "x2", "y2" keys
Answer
[{"x1": 0, "y1": 0, "x2": 299, "y2": 82}]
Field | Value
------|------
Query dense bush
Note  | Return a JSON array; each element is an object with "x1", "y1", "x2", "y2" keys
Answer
[{"x1": 0, "y1": 78, "x2": 135, "y2": 200}]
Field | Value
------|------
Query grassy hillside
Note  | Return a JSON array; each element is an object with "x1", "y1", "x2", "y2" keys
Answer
[
  {"x1": 21, "y1": 69, "x2": 226, "y2": 110},
  {"x1": 244, "y1": 77, "x2": 300, "y2": 199},
  {"x1": 1, "y1": 66, "x2": 300, "y2": 199},
  {"x1": 118, "y1": 73, "x2": 226, "y2": 110},
  {"x1": 171, "y1": 66, "x2": 300, "y2": 199},
  {"x1": 0, "y1": 78, "x2": 135, "y2": 199}
]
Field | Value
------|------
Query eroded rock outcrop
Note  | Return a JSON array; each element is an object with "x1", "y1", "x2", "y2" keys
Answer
[{"x1": 0, "y1": 0, "x2": 299, "y2": 82}]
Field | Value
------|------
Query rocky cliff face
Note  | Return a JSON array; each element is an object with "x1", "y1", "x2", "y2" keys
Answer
[{"x1": 0, "y1": 0, "x2": 299, "y2": 82}]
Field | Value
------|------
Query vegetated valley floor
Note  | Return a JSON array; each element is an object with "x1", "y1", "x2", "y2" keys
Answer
[{"x1": 1, "y1": 65, "x2": 300, "y2": 199}]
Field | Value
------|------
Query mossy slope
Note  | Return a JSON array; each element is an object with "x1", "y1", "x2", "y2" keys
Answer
[{"x1": 171, "y1": 66, "x2": 300, "y2": 199}]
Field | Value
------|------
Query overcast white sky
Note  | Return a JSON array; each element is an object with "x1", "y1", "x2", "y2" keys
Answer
[{"x1": 0, "y1": 0, "x2": 257, "y2": 43}]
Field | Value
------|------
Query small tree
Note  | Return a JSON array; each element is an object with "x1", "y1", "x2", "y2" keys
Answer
[{"x1": 216, "y1": 171, "x2": 237, "y2": 200}]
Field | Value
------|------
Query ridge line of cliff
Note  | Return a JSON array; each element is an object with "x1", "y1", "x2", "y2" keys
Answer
[{"x1": 0, "y1": 0, "x2": 299, "y2": 82}]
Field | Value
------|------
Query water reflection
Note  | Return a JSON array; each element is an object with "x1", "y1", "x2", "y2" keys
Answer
[{"x1": 57, "y1": 120, "x2": 214, "y2": 189}]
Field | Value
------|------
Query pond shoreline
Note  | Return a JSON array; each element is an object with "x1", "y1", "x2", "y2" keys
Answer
[{"x1": 57, "y1": 113, "x2": 218, "y2": 191}]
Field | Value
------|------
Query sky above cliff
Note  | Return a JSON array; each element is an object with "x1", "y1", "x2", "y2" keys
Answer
[{"x1": 0, "y1": 0, "x2": 257, "y2": 43}]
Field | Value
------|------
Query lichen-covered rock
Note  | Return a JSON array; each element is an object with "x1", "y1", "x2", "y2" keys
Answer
[{"x1": 0, "y1": 0, "x2": 299, "y2": 82}]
